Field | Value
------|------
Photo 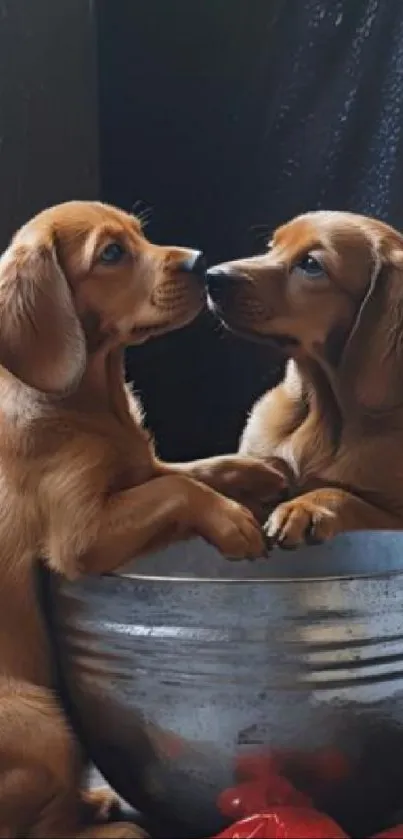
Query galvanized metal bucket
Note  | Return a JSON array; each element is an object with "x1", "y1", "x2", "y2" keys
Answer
[{"x1": 48, "y1": 533, "x2": 403, "y2": 836}]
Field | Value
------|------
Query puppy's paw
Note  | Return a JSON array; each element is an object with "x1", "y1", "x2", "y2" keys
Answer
[
  {"x1": 81, "y1": 823, "x2": 148, "y2": 839},
  {"x1": 199, "y1": 454, "x2": 290, "y2": 508},
  {"x1": 81, "y1": 787, "x2": 122, "y2": 822},
  {"x1": 201, "y1": 496, "x2": 266, "y2": 559},
  {"x1": 265, "y1": 497, "x2": 337, "y2": 549},
  {"x1": 105, "y1": 825, "x2": 148, "y2": 839}
]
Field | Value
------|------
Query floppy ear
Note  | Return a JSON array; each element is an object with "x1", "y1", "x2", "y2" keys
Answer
[
  {"x1": 0, "y1": 238, "x2": 86, "y2": 394},
  {"x1": 340, "y1": 247, "x2": 403, "y2": 410}
]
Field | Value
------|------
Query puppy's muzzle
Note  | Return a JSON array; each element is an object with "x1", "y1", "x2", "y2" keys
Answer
[
  {"x1": 206, "y1": 265, "x2": 245, "y2": 309},
  {"x1": 179, "y1": 250, "x2": 207, "y2": 281}
]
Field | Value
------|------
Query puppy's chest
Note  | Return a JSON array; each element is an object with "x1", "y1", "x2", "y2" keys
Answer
[
  {"x1": 107, "y1": 390, "x2": 157, "y2": 491},
  {"x1": 274, "y1": 419, "x2": 403, "y2": 506},
  {"x1": 273, "y1": 419, "x2": 334, "y2": 487},
  {"x1": 266, "y1": 364, "x2": 339, "y2": 486},
  {"x1": 108, "y1": 426, "x2": 156, "y2": 492}
]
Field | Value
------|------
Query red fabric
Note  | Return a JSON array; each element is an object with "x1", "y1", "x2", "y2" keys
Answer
[
  {"x1": 213, "y1": 807, "x2": 348, "y2": 838},
  {"x1": 217, "y1": 778, "x2": 311, "y2": 821},
  {"x1": 211, "y1": 746, "x2": 402, "y2": 839}
]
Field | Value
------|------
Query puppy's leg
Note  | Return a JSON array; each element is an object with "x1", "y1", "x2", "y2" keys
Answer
[
  {"x1": 0, "y1": 683, "x2": 78, "y2": 838},
  {"x1": 0, "y1": 683, "x2": 143, "y2": 838},
  {"x1": 81, "y1": 787, "x2": 121, "y2": 822},
  {"x1": 265, "y1": 488, "x2": 403, "y2": 548},
  {"x1": 30, "y1": 791, "x2": 146, "y2": 838},
  {"x1": 171, "y1": 371, "x2": 301, "y2": 516},
  {"x1": 162, "y1": 455, "x2": 290, "y2": 519},
  {"x1": 77, "y1": 826, "x2": 147, "y2": 838},
  {"x1": 78, "y1": 789, "x2": 148, "y2": 836},
  {"x1": 76, "y1": 822, "x2": 148, "y2": 839},
  {"x1": 75, "y1": 475, "x2": 265, "y2": 574}
]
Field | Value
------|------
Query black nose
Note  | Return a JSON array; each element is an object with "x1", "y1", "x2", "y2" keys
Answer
[
  {"x1": 179, "y1": 250, "x2": 206, "y2": 278},
  {"x1": 205, "y1": 266, "x2": 235, "y2": 296}
]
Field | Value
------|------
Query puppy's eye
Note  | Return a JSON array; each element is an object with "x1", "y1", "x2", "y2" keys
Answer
[
  {"x1": 294, "y1": 253, "x2": 324, "y2": 277},
  {"x1": 99, "y1": 242, "x2": 126, "y2": 265}
]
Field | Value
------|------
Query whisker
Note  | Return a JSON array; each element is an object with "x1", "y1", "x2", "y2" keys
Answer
[
  {"x1": 248, "y1": 222, "x2": 273, "y2": 249},
  {"x1": 209, "y1": 316, "x2": 229, "y2": 340},
  {"x1": 130, "y1": 201, "x2": 153, "y2": 229}
]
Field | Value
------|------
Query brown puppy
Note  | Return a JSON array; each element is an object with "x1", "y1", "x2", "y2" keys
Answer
[
  {"x1": 207, "y1": 210, "x2": 403, "y2": 548},
  {"x1": 0, "y1": 201, "x2": 286, "y2": 837}
]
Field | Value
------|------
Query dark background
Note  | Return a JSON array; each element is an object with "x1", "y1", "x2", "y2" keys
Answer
[
  {"x1": 1, "y1": 0, "x2": 403, "y2": 460},
  {"x1": 0, "y1": 0, "x2": 99, "y2": 245}
]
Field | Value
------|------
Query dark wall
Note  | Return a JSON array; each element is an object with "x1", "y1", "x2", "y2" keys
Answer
[
  {"x1": 97, "y1": 0, "x2": 286, "y2": 263},
  {"x1": 96, "y1": 0, "x2": 403, "y2": 462},
  {"x1": 96, "y1": 0, "x2": 284, "y2": 461},
  {"x1": 0, "y1": 0, "x2": 99, "y2": 249}
]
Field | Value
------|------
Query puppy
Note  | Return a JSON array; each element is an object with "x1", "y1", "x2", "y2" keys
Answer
[
  {"x1": 0, "y1": 200, "x2": 286, "y2": 837},
  {"x1": 207, "y1": 210, "x2": 403, "y2": 548}
]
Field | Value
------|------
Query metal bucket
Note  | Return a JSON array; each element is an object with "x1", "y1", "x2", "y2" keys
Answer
[{"x1": 48, "y1": 533, "x2": 403, "y2": 836}]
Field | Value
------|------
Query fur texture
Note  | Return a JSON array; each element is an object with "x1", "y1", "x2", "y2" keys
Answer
[
  {"x1": 0, "y1": 200, "x2": 286, "y2": 837},
  {"x1": 208, "y1": 210, "x2": 403, "y2": 547}
]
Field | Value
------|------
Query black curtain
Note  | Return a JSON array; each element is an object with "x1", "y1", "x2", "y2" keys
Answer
[
  {"x1": 0, "y1": 0, "x2": 99, "y2": 249},
  {"x1": 96, "y1": 0, "x2": 403, "y2": 460}
]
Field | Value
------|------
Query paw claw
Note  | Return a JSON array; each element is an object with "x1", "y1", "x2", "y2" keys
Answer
[{"x1": 265, "y1": 496, "x2": 337, "y2": 549}]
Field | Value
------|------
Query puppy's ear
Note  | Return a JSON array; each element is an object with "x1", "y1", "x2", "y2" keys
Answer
[
  {"x1": 0, "y1": 237, "x2": 86, "y2": 393},
  {"x1": 341, "y1": 246, "x2": 403, "y2": 410}
]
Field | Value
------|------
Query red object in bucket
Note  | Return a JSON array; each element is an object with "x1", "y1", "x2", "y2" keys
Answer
[
  {"x1": 306, "y1": 748, "x2": 351, "y2": 785},
  {"x1": 217, "y1": 784, "x2": 270, "y2": 821},
  {"x1": 212, "y1": 807, "x2": 348, "y2": 838},
  {"x1": 217, "y1": 777, "x2": 311, "y2": 821}
]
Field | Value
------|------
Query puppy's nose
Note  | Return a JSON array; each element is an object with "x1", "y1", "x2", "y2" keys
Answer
[
  {"x1": 205, "y1": 266, "x2": 236, "y2": 296},
  {"x1": 179, "y1": 250, "x2": 206, "y2": 279}
]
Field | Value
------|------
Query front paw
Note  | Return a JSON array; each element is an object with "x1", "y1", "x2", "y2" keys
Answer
[
  {"x1": 203, "y1": 455, "x2": 290, "y2": 516},
  {"x1": 264, "y1": 496, "x2": 337, "y2": 549},
  {"x1": 199, "y1": 495, "x2": 266, "y2": 559},
  {"x1": 90, "y1": 824, "x2": 149, "y2": 838},
  {"x1": 81, "y1": 787, "x2": 122, "y2": 822}
]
